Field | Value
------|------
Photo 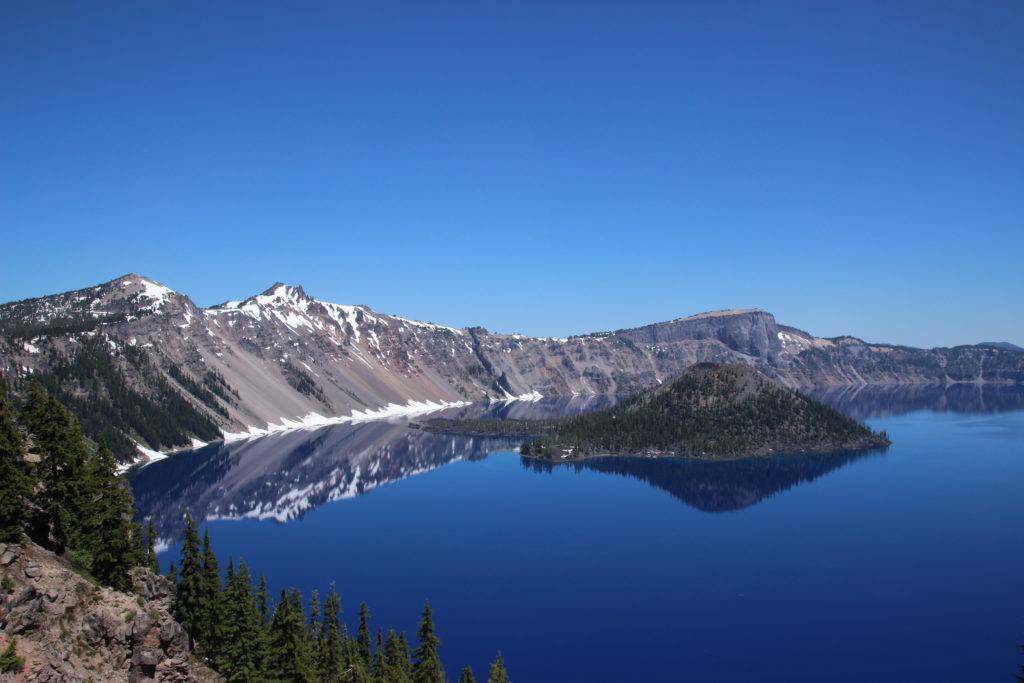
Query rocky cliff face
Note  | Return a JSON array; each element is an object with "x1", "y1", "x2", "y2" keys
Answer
[
  {"x1": 1, "y1": 275, "x2": 1021, "y2": 461},
  {"x1": 0, "y1": 542, "x2": 216, "y2": 683}
]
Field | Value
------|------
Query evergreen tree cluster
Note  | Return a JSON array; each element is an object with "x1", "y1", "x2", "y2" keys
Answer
[
  {"x1": 0, "y1": 380, "x2": 142, "y2": 590},
  {"x1": 12, "y1": 336, "x2": 222, "y2": 460},
  {"x1": 168, "y1": 364, "x2": 231, "y2": 417},
  {"x1": 282, "y1": 362, "x2": 329, "y2": 405},
  {"x1": 522, "y1": 363, "x2": 889, "y2": 459},
  {"x1": 170, "y1": 513, "x2": 509, "y2": 683}
]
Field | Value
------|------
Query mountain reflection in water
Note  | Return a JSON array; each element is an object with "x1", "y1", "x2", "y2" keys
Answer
[
  {"x1": 132, "y1": 396, "x2": 614, "y2": 541},
  {"x1": 522, "y1": 450, "x2": 883, "y2": 512},
  {"x1": 131, "y1": 420, "x2": 519, "y2": 542},
  {"x1": 133, "y1": 385, "x2": 1024, "y2": 540},
  {"x1": 807, "y1": 382, "x2": 1024, "y2": 419}
]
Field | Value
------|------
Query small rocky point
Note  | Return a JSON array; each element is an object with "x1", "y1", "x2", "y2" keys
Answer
[{"x1": 0, "y1": 542, "x2": 219, "y2": 682}]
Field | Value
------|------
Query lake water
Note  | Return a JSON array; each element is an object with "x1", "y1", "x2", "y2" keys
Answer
[{"x1": 132, "y1": 387, "x2": 1024, "y2": 682}]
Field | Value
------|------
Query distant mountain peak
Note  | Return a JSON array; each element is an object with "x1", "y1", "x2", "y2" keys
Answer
[{"x1": 254, "y1": 282, "x2": 308, "y2": 301}]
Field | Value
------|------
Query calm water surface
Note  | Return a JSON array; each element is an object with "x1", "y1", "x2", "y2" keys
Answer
[{"x1": 132, "y1": 389, "x2": 1024, "y2": 682}]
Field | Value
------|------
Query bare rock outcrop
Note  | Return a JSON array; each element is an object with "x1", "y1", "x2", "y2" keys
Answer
[{"x1": 0, "y1": 542, "x2": 218, "y2": 683}]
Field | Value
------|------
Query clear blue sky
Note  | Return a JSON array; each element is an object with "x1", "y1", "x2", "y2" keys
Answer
[{"x1": 2, "y1": 1, "x2": 1021, "y2": 348}]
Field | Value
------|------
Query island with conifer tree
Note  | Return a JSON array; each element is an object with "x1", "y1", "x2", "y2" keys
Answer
[{"x1": 424, "y1": 363, "x2": 891, "y2": 462}]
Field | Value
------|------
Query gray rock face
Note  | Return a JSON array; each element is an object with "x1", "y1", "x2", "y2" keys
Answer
[
  {"x1": 0, "y1": 542, "x2": 214, "y2": 682},
  {"x1": 2, "y1": 275, "x2": 1021, "y2": 461}
]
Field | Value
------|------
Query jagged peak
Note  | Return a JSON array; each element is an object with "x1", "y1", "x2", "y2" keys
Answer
[
  {"x1": 205, "y1": 283, "x2": 467, "y2": 335},
  {"x1": 251, "y1": 283, "x2": 311, "y2": 309},
  {"x1": 248, "y1": 282, "x2": 307, "y2": 303},
  {"x1": 259, "y1": 281, "x2": 301, "y2": 297}
]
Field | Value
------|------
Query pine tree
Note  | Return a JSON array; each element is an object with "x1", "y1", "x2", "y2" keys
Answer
[
  {"x1": 384, "y1": 628, "x2": 414, "y2": 683},
  {"x1": 458, "y1": 666, "x2": 476, "y2": 683},
  {"x1": 397, "y1": 632, "x2": 414, "y2": 679},
  {"x1": 217, "y1": 559, "x2": 264, "y2": 682},
  {"x1": 486, "y1": 652, "x2": 509, "y2": 683},
  {"x1": 373, "y1": 629, "x2": 386, "y2": 681},
  {"x1": 357, "y1": 601, "x2": 373, "y2": 670},
  {"x1": 175, "y1": 509, "x2": 204, "y2": 648},
  {"x1": 0, "y1": 382, "x2": 31, "y2": 543},
  {"x1": 344, "y1": 632, "x2": 371, "y2": 682},
  {"x1": 256, "y1": 573, "x2": 271, "y2": 627},
  {"x1": 320, "y1": 584, "x2": 345, "y2": 682},
  {"x1": 268, "y1": 587, "x2": 314, "y2": 682},
  {"x1": 308, "y1": 589, "x2": 322, "y2": 633},
  {"x1": 81, "y1": 436, "x2": 140, "y2": 590},
  {"x1": 307, "y1": 589, "x2": 324, "y2": 679},
  {"x1": 412, "y1": 601, "x2": 446, "y2": 683},
  {"x1": 199, "y1": 528, "x2": 221, "y2": 653},
  {"x1": 166, "y1": 561, "x2": 178, "y2": 585},
  {"x1": 19, "y1": 384, "x2": 90, "y2": 552},
  {"x1": 143, "y1": 516, "x2": 160, "y2": 574}
]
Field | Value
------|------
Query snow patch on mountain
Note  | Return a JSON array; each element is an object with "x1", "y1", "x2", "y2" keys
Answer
[
  {"x1": 129, "y1": 277, "x2": 175, "y2": 312},
  {"x1": 221, "y1": 398, "x2": 471, "y2": 442}
]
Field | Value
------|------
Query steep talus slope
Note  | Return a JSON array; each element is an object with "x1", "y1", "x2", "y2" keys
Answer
[{"x1": 1, "y1": 275, "x2": 1021, "y2": 461}]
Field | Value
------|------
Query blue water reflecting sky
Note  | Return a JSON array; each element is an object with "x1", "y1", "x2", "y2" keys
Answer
[{"x1": 137, "y1": 390, "x2": 1024, "y2": 682}]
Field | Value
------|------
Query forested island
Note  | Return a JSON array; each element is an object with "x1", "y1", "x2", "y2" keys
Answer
[{"x1": 424, "y1": 363, "x2": 890, "y2": 462}]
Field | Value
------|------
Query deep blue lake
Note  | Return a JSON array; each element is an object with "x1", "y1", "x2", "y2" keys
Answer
[{"x1": 132, "y1": 387, "x2": 1024, "y2": 682}]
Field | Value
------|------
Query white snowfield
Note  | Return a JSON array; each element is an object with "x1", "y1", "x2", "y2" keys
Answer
[
  {"x1": 125, "y1": 398, "x2": 471, "y2": 470},
  {"x1": 218, "y1": 398, "x2": 470, "y2": 442},
  {"x1": 131, "y1": 277, "x2": 175, "y2": 312}
]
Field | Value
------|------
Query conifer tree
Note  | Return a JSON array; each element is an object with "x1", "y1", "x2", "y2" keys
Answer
[
  {"x1": 486, "y1": 652, "x2": 509, "y2": 683},
  {"x1": 217, "y1": 559, "x2": 264, "y2": 682},
  {"x1": 397, "y1": 632, "x2": 414, "y2": 679},
  {"x1": 0, "y1": 382, "x2": 31, "y2": 543},
  {"x1": 199, "y1": 528, "x2": 221, "y2": 652},
  {"x1": 344, "y1": 633, "x2": 372, "y2": 682},
  {"x1": 373, "y1": 629, "x2": 386, "y2": 681},
  {"x1": 256, "y1": 573, "x2": 271, "y2": 627},
  {"x1": 82, "y1": 436, "x2": 140, "y2": 590},
  {"x1": 19, "y1": 384, "x2": 90, "y2": 552},
  {"x1": 268, "y1": 587, "x2": 314, "y2": 682},
  {"x1": 458, "y1": 666, "x2": 476, "y2": 683},
  {"x1": 143, "y1": 516, "x2": 160, "y2": 574},
  {"x1": 175, "y1": 510, "x2": 204, "y2": 648},
  {"x1": 384, "y1": 628, "x2": 414, "y2": 683},
  {"x1": 357, "y1": 601, "x2": 373, "y2": 670},
  {"x1": 320, "y1": 584, "x2": 345, "y2": 682},
  {"x1": 0, "y1": 636, "x2": 25, "y2": 674},
  {"x1": 207, "y1": 559, "x2": 235, "y2": 669},
  {"x1": 412, "y1": 601, "x2": 446, "y2": 683},
  {"x1": 307, "y1": 589, "x2": 323, "y2": 679},
  {"x1": 308, "y1": 589, "x2": 322, "y2": 634},
  {"x1": 166, "y1": 561, "x2": 178, "y2": 585}
]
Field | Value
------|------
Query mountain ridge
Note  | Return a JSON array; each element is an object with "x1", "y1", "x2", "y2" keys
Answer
[{"x1": 1, "y1": 274, "x2": 1021, "y2": 462}]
